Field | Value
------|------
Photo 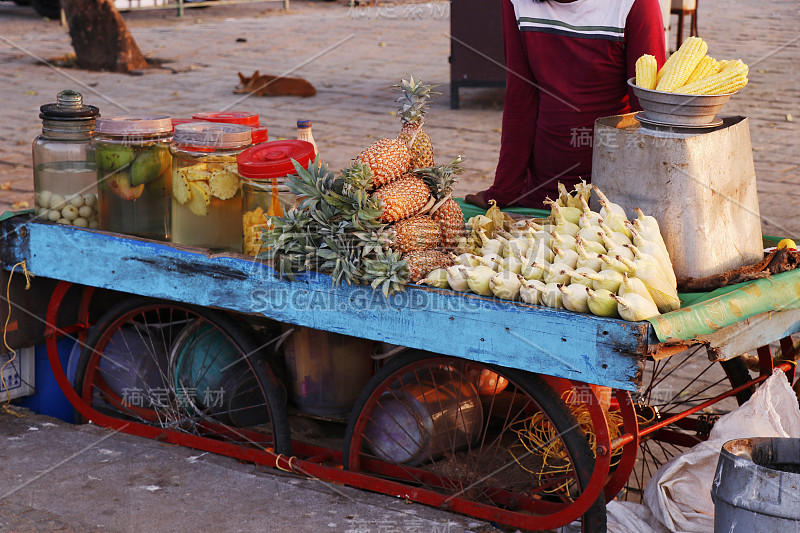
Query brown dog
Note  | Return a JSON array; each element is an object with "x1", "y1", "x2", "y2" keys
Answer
[{"x1": 234, "y1": 71, "x2": 316, "y2": 97}]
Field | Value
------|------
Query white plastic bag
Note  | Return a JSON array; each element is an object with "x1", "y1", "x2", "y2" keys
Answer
[{"x1": 644, "y1": 369, "x2": 800, "y2": 533}]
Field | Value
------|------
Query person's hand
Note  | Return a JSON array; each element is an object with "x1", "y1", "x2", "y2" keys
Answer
[{"x1": 464, "y1": 190, "x2": 491, "y2": 209}]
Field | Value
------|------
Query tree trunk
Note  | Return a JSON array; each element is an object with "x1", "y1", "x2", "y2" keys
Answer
[{"x1": 61, "y1": 0, "x2": 148, "y2": 73}]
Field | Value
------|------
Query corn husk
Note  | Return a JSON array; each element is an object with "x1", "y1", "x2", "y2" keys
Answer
[
  {"x1": 625, "y1": 243, "x2": 676, "y2": 288},
  {"x1": 579, "y1": 196, "x2": 603, "y2": 227},
  {"x1": 477, "y1": 229, "x2": 503, "y2": 256},
  {"x1": 600, "y1": 233, "x2": 634, "y2": 261},
  {"x1": 598, "y1": 220, "x2": 632, "y2": 246},
  {"x1": 502, "y1": 255, "x2": 523, "y2": 275},
  {"x1": 485, "y1": 200, "x2": 515, "y2": 233},
  {"x1": 539, "y1": 262, "x2": 571, "y2": 285},
  {"x1": 576, "y1": 241, "x2": 604, "y2": 271},
  {"x1": 467, "y1": 265, "x2": 496, "y2": 296},
  {"x1": 550, "y1": 231, "x2": 577, "y2": 252},
  {"x1": 552, "y1": 246, "x2": 578, "y2": 269},
  {"x1": 599, "y1": 254, "x2": 631, "y2": 274},
  {"x1": 417, "y1": 268, "x2": 449, "y2": 289},
  {"x1": 560, "y1": 284, "x2": 590, "y2": 313},
  {"x1": 578, "y1": 226, "x2": 604, "y2": 245},
  {"x1": 446, "y1": 265, "x2": 470, "y2": 292},
  {"x1": 540, "y1": 282, "x2": 565, "y2": 309},
  {"x1": 452, "y1": 253, "x2": 481, "y2": 268},
  {"x1": 518, "y1": 276, "x2": 545, "y2": 305},
  {"x1": 586, "y1": 288, "x2": 621, "y2": 318},
  {"x1": 619, "y1": 272, "x2": 656, "y2": 305},
  {"x1": 617, "y1": 256, "x2": 680, "y2": 313},
  {"x1": 574, "y1": 179, "x2": 592, "y2": 208},
  {"x1": 525, "y1": 240, "x2": 555, "y2": 264},
  {"x1": 583, "y1": 269, "x2": 624, "y2": 293},
  {"x1": 467, "y1": 214, "x2": 494, "y2": 234},
  {"x1": 612, "y1": 293, "x2": 660, "y2": 322},
  {"x1": 490, "y1": 270, "x2": 522, "y2": 300},
  {"x1": 593, "y1": 184, "x2": 626, "y2": 220},
  {"x1": 569, "y1": 266, "x2": 598, "y2": 287},
  {"x1": 502, "y1": 235, "x2": 530, "y2": 258}
]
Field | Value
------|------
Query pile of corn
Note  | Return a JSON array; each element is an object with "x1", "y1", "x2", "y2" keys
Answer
[{"x1": 635, "y1": 37, "x2": 749, "y2": 95}]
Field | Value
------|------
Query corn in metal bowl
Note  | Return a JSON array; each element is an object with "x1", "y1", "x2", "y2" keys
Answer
[{"x1": 627, "y1": 77, "x2": 735, "y2": 126}]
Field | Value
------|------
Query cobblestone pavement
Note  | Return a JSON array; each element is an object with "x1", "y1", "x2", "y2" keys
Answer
[{"x1": 0, "y1": 0, "x2": 797, "y2": 235}]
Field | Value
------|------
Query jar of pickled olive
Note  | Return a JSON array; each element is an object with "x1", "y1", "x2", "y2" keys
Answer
[
  {"x1": 94, "y1": 115, "x2": 173, "y2": 240},
  {"x1": 170, "y1": 122, "x2": 252, "y2": 252},
  {"x1": 32, "y1": 90, "x2": 100, "y2": 228},
  {"x1": 237, "y1": 140, "x2": 315, "y2": 256},
  {"x1": 192, "y1": 111, "x2": 268, "y2": 145}
]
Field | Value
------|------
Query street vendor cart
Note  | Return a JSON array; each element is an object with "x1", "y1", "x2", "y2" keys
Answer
[{"x1": 1, "y1": 208, "x2": 797, "y2": 532}]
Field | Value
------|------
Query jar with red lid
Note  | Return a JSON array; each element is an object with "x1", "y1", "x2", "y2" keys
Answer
[
  {"x1": 238, "y1": 140, "x2": 315, "y2": 256},
  {"x1": 170, "y1": 122, "x2": 251, "y2": 251},
  {"x1": 192, "y1": 111, "x2": 268, "y2": 145},
  {"x1": 94, "y1": 115, "x2": 173, "y2": 240}
]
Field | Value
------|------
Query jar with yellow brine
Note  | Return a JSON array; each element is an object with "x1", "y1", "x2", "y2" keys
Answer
[
  {"x1": 94, "y1": 115, "x2": 173, "y2": 240},
  {"x1": 238, "y1": 140, "x2": 315, "y2": 256},
  {"x1": 170, "y1": 122, "x2": 252, "y2": 251}
]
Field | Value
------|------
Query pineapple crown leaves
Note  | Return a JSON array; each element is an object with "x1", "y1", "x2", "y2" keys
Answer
[
  {"x1": 287, "y1": 157, "x2": 341, "y2": 213},
  {"x1": 392, "y1": 74, "x2": 441, "y2": 125},
  {"x1": 362, "y1": 247, "x2": 409, "y2": 297},
  {"x1": 413, "y1": 155, "x2": 465, "y2": 199}
]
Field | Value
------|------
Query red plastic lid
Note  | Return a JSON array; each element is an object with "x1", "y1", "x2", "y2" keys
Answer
[
  {"x1": 237, "y1": 140, "x2": 315, "y2": 180},
  {"x1": 249, "y1": 125, "x2": 269, "y2": 144},
  {"x1": 192, "y1": 111, "x2": 259, "y2": 127}
]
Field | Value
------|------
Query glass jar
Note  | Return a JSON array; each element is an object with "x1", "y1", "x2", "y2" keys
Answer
[
  {"x1": 238, "y1": 140, "x2": 315, "y2": 256},
  {"x1": 192, "y1": 111, "x2": 268, "y2": 145},
  {"x1": 94, "y1": 115, "x2": 173, "y2": 240},
  {"x1": 32, "y1": 90, "x2": 100, "y2": 227},
  {"x1": 170, "y1": 122, "x2": 252, "y2": 252}
]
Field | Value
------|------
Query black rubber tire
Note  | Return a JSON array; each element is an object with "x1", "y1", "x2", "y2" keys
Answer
[
  {"x1": 31, "y1": 0, "x2": 59, "y2": 18},
  {"x1": 73, "y1": 296, "x2": 292, "y2": 455},
  {"x1": 343, "y1": 350, "x2": 607, "y2": 532},
  {"x1": 13, "y1": 0, "x2": 32, "y2": 6},
  {"x1": 720, "y1": 356, "x2": 753, "y2": 406}
]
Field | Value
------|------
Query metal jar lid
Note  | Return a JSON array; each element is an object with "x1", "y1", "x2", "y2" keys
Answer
[
  {"x1": 39, "y1": 90, "x2": 99, "y2": 120},
  {"x1": 96, "y1": 115, "x2": 173, "y2": 135},
  {"x1": 174, "y1": 122, "x2": 252, "y2": 149}
]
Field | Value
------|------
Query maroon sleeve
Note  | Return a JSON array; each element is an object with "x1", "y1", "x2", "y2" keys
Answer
[
  {"x1": 625, "y1": 0, "x2": 667, "y2": 110},
  {"x1": 486, "y1": 0, "x2": 539, "y2": 207}
]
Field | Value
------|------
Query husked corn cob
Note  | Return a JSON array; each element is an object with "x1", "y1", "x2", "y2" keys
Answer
[
  {"x1": 635, "y1": 54, "x2": 658, "y2": 90},
  {"x1": 656, "y1": 52, "x2": 677, "y2": 84},
  {"x1": 655, "y1": 37, "x2": 708, "y2": 92},
  {"x1": 683, "y1": 55, "x2": 719, "y2": 86},
  {"x1": 679, "y1": 60, "x2": 749, "y2": 95}
]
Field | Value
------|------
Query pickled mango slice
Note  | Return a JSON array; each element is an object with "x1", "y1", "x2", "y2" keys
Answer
[
  {"x1": 173, "y1": 170, "x2": 192, "y2": 205},
  {"x1": 187, "y1": 181, "x2": 212, "y2": 216},
  {"x1": 209, "y1": 170, "x2": 239, "y2": 201}
]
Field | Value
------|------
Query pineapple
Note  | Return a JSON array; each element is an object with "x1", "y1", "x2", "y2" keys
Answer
[
  {"x1": 355, "y1": 138, "x2": 411, "y2": 189},
  {"x1": 391, "y1": 215, "x2": 441, "y2": 253},
  {"x1": 394, "y1": 75, "x2": 438, "y2": 169},
  {"x1": 416, "y1": 156, "x2": 466, "y2": 251},
  {"x1": 404, "y1": 250, "x2": 453, "y2": 282},
  {"x1": 373, "y1": 174, "x2": 430, "y2": 223}
]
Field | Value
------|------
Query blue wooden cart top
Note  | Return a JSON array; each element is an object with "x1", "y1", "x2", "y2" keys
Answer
[{"x1": 0, "y1": 216, "x2": 653, "y2": 391}]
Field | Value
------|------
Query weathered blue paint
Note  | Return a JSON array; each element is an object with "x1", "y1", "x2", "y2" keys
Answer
[{"x1": 0, "y1": 217, "x2": 648, "y2": 390}]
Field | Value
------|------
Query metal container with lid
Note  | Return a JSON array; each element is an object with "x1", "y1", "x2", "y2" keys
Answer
[
  {"x1": 192, "y1": 111, "x2": 268, "y2": 145},
  {"x1": 170, "y1": 122, "x2": 252, "y2": 252},
  {"x1": 238, "y1": 140, "x2": 315, "y2": 256},
  {"x1": 94, "y1": 114, "x2": 173, "y2": 240},
  {"x1": 33, "y1": 90, "x2": 100, "y2": 228}
]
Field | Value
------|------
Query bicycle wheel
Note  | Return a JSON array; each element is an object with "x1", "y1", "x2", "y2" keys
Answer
[
  {"x1": 618, "y1": 347, "x2": 751, "y2": 501},
  {"x1": 344, "y1": 350, "x2": 607, "y2": 532},
  {"x1": 73, "y1": 297, "x2": 291, "y2": 455}
]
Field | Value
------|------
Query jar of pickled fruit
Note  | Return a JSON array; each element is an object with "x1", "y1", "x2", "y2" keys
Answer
[
  {"x1": 94, "y1": 115, "x2": 173, "y2": 240},
  {"x1": 170, "y1": 122, "x2": 252, "y2": 252},
  {"x1": 192, "y1": 111, "x2": 268, "y2": 145},
  {"x1": 32, "y1": 90, "x2": 100, "y2": 228},
  {"x1": 238, "y1": 140, "x2": 315, "y2": 256}
]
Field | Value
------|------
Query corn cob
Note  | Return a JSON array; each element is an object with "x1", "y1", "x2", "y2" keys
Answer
[
  {"x1": 656, "y1": 51, "x2": 677, "y2": 84},
  {"x1": 679, "y1": 60, "x2": 749, "y2": 95},
  {"x1": 683, "y1": 55, "x2": 719, "y2": 86},
  {"x1": 655, "y1": 37, "x2": 708, "y2": 92},
  {"x1": 635, "y1": 54, "x2": 658, "y2": 90}
]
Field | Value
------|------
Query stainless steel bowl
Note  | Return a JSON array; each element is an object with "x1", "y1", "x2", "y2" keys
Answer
[{"x1": 628, "y1": 77, "x2": 734, "y2": 126}]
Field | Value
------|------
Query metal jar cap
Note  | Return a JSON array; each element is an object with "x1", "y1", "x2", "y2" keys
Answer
[
  {"x1": 39, "y1": 90, "x2": 99, "y2": 120},
  {"x1": 174, "y1": 122, "x2": 252, "y2": 149},
  {"x1": 96, "y1": 115, "x2": 173, "y2": 135}
]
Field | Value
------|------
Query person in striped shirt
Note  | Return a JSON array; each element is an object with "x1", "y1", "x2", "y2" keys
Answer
[{"x1": 465, "y1": 0, "x2": 666, "y2": 209}]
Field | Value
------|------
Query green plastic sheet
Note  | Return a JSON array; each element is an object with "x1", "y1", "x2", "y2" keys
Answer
[{"x1": 648, "y1": 269, "x2": 800, "y2": 342}]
